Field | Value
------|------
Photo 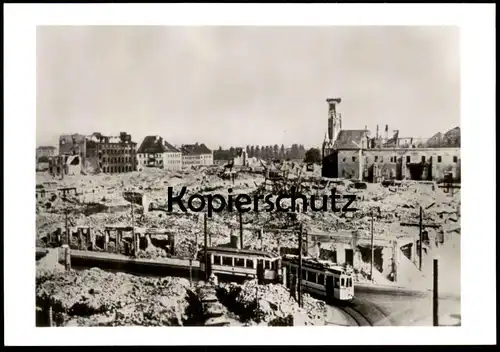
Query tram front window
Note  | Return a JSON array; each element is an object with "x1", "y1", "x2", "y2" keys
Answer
[
  {"x1": 341, "y1": 278, "x2": 345, "y2": 287},
  {"x1": 213, "y1": 255, "x2": 221, "y2": 265}
]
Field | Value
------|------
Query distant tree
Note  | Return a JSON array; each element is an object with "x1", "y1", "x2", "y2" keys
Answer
[
  {"x1": 229, "y1": 147, "x2": 235, "y2": 157},
  {"x1": 250, "y1": 146, "x2": 255, "y2": 158},
  {"x1": 291, "y1": 144, "x2": 299, "y2": 159},
  {"x1": 304, "y1": 148, "x2": 322, "y2": 164},
  {"x1": 218, "y1": 146, "x2": 222, "y2": 151},
  {"x1": 279, "y1": 144, "x2": 285, "y2": 160},
  {"x1": 264, "y1": 146, "x2": 271, "y2": 160},
  {"x1": 273, "y1": 145, "x2": 279, "y2": 159},
  {"x1": 246, "y1": 145, "x2": 251, "y2": 157},
  {"x1": 298, "y1": 145, "x2": 306, "y2": 159},
  {"x1": 255, "y1": 146, "x2": 261, "y2": 158}
]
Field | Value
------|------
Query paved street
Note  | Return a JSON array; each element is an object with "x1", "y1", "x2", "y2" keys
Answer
[{"x1": 357, "y1": 290, "x2": 461, "y2": 326}]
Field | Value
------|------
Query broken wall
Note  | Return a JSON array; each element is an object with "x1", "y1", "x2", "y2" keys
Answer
[{"x1": 337, "y1": 148, "x2": 461, "y2": 182}]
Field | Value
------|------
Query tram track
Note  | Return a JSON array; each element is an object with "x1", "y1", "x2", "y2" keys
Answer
[
  {"x1": 332, "y1": 297, "x2": 394, "y2": 326},
  {"x1": 337, "y1": 305, "x2": 372, "y2": 326}
]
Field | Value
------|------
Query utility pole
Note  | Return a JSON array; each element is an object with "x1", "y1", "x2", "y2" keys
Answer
[
  {"x1": 239, "y1": 212, "x2": 243, "y2": 249},
  {"x1": 304, "y1": 229, "x2": 308, "y2": 257},
  {"x1": 204, "y1": 213, "x2": 208, "y2": 281},
  {"x1": 419, "y1": 206, "x2": 423, "y2": 271},
  {"x1": 433, "y1": 259, "x2": 439, "y2": 326},
  {"x1": 298, "y1": 223, "x2": 303, "y2": 308},
  {"x1": 131, "y1": 203, "x2": 135, "y2": 256},
  {"x1": 400, "y1": 206, "x2": 440, "y2": 271},
  {"x1": 370, "y1": 210, "x2": 374, "y2": 281},
  {"x1": 189, "y1": 258, "x2": 193, "y2": 287},
  {"x1": 65, "y1": 207, "x2": 69, "y2": 246}
]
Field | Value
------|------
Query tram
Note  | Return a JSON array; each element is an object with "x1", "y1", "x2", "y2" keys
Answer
[
  {"x1": 281, "y1": 254, "x2": 354, "y2": 301},
  {"x1": 198, "y1": 246, "x2": 282, "y2": 283}
]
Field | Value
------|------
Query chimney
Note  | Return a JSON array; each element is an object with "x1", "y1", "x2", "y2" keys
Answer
[
  {"x1": 385, "y1": 125, "x2": 389, "y2": 141},
  {"x1": 376, "y1": 125, "x2": 379, "y2": 139},
  {"x1": 230, "y1": 233, "x2": 240, "y2": 249}
]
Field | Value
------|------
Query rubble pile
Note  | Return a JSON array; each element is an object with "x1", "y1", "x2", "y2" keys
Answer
[
  {"x1": 36, "y1": 167, "x2": 461, "y2": 287},
  {"x1": 36, "y1": 267, "x2": 190, "y2": 327},
  {"x1": 217, "y1": 280, "x2": 329, "y2": 326}
]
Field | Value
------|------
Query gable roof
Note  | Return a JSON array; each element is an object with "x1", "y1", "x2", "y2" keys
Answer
[
  {"x1": 333, "y1": 130, "x2": 369, "y2": 149},
  {"x1": 442, "y1": 126, "x2": 460, "y2": 147},
  {"x1": 425, "y1": 132, "x2": 444, "y2": 148},
  {"x1": 138, "y1": 135, "x2": 180, "y2": 154},
  {"x1": 163, "y1": 140, "x2": 181, "y2": 153},
  {"x1": 181, "y1": 143, "x2": 212, "y2": 155},
  {"x1": 424, "y1": 127, "x2": 460, "y2": 148}
]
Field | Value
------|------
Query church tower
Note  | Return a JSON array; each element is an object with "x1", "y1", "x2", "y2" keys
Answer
[{"x1": 326, "y1": 97, "x2": 342, "y2": 144}]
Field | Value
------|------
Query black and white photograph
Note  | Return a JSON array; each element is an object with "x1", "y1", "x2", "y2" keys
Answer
[{"x1": 4, "y1": 3, "x2": 496, "y2": 346}]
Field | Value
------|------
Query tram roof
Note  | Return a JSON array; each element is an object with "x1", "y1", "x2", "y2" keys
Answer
[
  {"x1": 282, "y1": 255, "x2": 346, "y2": 274},
  {"x1": 202, "y1": 246, "x2": 279, "y2": 258}
]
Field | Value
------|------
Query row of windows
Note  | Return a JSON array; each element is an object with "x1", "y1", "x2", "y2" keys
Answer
[
  {"x1": 138, "y1": 154, "x2": 162, "y2": 158},
  {"x1": 100, "y1": 144, "x2": 135, "y2": 150},
  {"x1": 102, "y1": 165, "x2": 134, "y2": 173},
  {"x1": 212, "y1": 254, "x2": 277, "y2": 270},
  {"x1": 101, "y1": 149, "x2": 134, "y2": 156},
  {"x1": 138, "y1": 154, "x2": 180, "y2": 159},
  {"x1": 287, "y1": 265, "x2": 352, "y2": 288},
  {"x1": 101, "y1": 157, "x2": 133, "y2": 163},
  {"x1": 343, "y1": 155, "x2": 459, "y2": 164}
]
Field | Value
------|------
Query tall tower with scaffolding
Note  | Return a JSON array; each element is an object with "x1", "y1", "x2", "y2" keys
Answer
[{"x1": 322, "y1": 97, "x2": 342, "y2": 159}]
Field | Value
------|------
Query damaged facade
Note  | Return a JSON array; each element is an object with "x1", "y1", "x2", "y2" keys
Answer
[
  {"x1": 55, "y1": 132, "x2": 137, "y2": 175},
  {"x1": 214, "y1": 147, "x2": 248, "y2": 167},
  {"x1": 307, "y1": 231, "x2": 420, "y2": 282},
  {"x1": 48, "y1": 154, "x2": 82, "y2": 176},
  {"x1": 137, "y1": 135, "x2": 182, "y2": 171},
  {"x1": 36, "y1": 146, "x2": 57, "y2": 160},
  {"x1": 181, "y1": 143, "x2": 214, "y2": 167},
  {"x1": 322, "y1": 98, "x2": 461, "y2": 182},
  {"x1": 87, "y1": 132, "x2": 137, "y2": 174},
  {"x1": 36, "y1": 146, "x2": 57, "y2": 171}
]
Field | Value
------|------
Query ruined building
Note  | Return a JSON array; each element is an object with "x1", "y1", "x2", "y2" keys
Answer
[
  {"x1": 322, "y1": 98, "x2": 461, "y2": 182},
  {"x1": 86, "y1": 132, "x2": 137, "y2": 174},
  {"x1": 36, "y1": 146, "x2": 57, "y2": 171},
  {"x1": 55, "y1": 132, "x2": 137, "y2": 175},
  {"x1": 213, "y1": 147, "x2": 248, "y2": 167}
]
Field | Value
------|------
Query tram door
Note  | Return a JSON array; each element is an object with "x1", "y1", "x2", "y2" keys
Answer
[
  {"x1": 257, "y1": 259, "x2": 265, "y2": 284},
  {"x1": 326, "y1": 275, "x2": 334, "y2": 299}
]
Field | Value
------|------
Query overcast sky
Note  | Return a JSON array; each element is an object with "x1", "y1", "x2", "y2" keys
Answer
[{"x1": 37, "y1": 26, "x2": 460, "y2": 150}]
